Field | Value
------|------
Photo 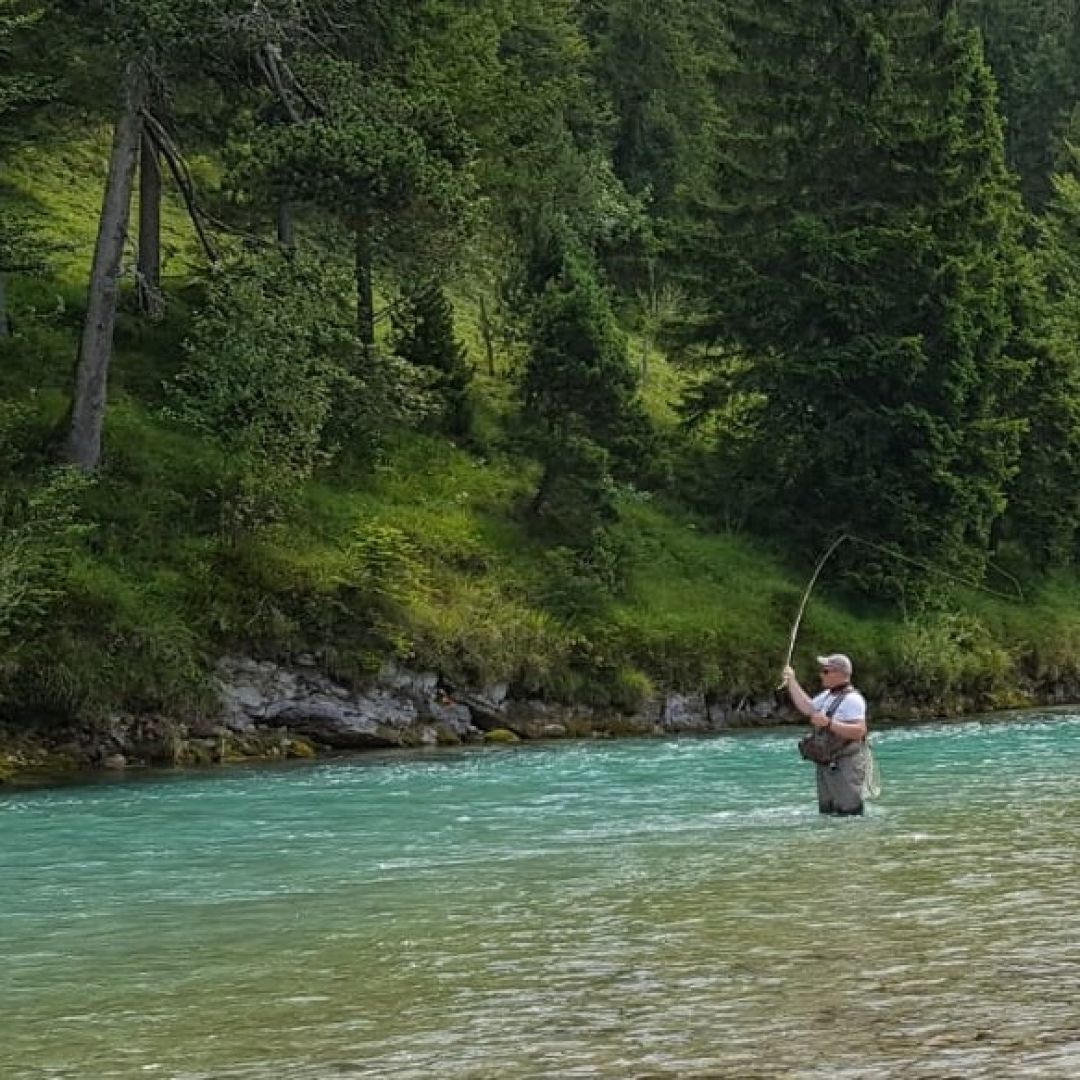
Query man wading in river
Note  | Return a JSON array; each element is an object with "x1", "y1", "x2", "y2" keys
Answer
[{"x1": 782, "y1": 654, "x2": 869, "y2": 816}]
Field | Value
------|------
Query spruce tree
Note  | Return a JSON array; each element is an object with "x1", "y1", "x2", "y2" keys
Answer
[
  {"x1": 961, "y1": 0, "x2": 1080, "y2": 207},
  {"x1": 582, "y1": 0, "x2": 727, "y2": 215},
  {"x1": 521, "y1": 251, "x2": 652, "y2": 541},
  {"x1": 0, "y1": 0, "x2": 47, "y2": 338},
  {"x1": 1002, "y1": 149, "x2": 1080, "y2": 562},
  {"x1": 391, "y1": 280, "x2": 474, "y2": 440},
  {"x1": 581, "y1": 0, "x2": 730, "y2": 318},
  {"x1": 691, "y1": 1, "x2": 1029, "y2": 591}
]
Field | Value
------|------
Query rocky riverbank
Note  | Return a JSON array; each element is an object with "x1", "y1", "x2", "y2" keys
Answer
[
  {"x1": 0, "y1": 655, "x2": 783, "y2": 783},
  {"x1": 1, "y1": 653, "x2": 1076, "y2": 785}
]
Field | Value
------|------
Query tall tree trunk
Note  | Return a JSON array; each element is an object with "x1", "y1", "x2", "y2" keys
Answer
[
  {"x1": 277, "y1": 200, "x2": 295, "y2": 249},
  {"x1": 530, "y1": 462, "x2": 553, "y2": 518},
  {"x1": 478, "y1": 292, "x2": 496, "y2": 376},
  {"x1": 0, "y1": 275, "x2": 9, "y2": 339},
  {"x1": 137, "y1": 130, "x2": 162, "y2": 313},
  {"x1": 355, "y1": 211, "x2": 375, "y2": 362},
  {"x1": 64, "y1": 59, "x2": 147, "y2": 472},
  {"x1": 640, "y1": 258, "x2": 656, "y2": 383}
]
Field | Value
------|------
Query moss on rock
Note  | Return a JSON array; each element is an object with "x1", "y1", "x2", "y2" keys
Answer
[
  {"x1": 483, "y1": 728, "x2": 520, "y2": 743},
  {"x1": 287, "y1": 737, "x2": 317, "y2": 759}
]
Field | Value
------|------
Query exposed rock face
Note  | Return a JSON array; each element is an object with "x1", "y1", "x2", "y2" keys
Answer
[
  {"x1": 0, "y1": 659, "x2": 793, "y2": 784},
  {"x1": 213, "y1": 656, "x2": 785, "y2": 751},
  {"x1": 217, "y1": 658, "x2": 438, "y2": 748},
  {"x1": 6, "y1": 654, "x2": 1079, "y2": 786},
  {"x1": 662, "y1": 692, "x2": 711, "y2": 733}
]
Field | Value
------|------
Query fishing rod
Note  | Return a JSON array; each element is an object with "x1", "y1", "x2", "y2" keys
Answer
[
  {"x1": 778, "y1": 533, "x2": 849, "y2": 686},
  {"x1": 778, "y1": 532, "x2": 1025, "y2": 689}
]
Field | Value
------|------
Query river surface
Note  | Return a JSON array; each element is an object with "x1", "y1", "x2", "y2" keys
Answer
[{"x1": 3, "y1": 713, "x2": 1080, "y2": 1079}]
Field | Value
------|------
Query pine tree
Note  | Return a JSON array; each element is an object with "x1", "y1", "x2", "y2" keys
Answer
[
  {"x1": 58, "y1": 0, "x2": 258, "y2": 469},
  {"x1": 239, "y1": 56, "x2": 476, "y2": 357}
]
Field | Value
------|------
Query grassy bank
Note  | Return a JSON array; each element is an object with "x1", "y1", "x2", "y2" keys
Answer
[{"x1": 4, "y1": 128, "x2": 1080, "y2": 740}]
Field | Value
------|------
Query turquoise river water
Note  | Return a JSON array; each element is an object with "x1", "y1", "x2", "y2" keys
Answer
[{"x1": 3, "y1": 712, "x2": 1080, "y2": 1079}]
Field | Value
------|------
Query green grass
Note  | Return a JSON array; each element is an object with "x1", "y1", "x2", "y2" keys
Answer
[
  {"x1": 5, "y1": 375, "x2": 1080, "y2": 721},
  {"x1": 601, "y1": 500, "x2": 892, "y2": 693},
  {"x1": 1, "y1": 119, "x2": 206, "y2": 288},
  {"x1": 4, "y1": 128, "x2": 1080, "y2": 726}
]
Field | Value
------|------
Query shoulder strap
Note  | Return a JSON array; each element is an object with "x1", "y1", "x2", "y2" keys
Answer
[{"x1": 824, "y1": 688, "x2": 851, "y2": 719}]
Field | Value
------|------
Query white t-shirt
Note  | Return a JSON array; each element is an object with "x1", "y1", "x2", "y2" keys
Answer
[{"x1": 812, "y1": 688, "x2": 866, "y2": 725}]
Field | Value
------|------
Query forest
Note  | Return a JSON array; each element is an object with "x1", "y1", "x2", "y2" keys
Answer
[{"x1": 3, "y1": 0, "x2": 1080, "y2": 745}]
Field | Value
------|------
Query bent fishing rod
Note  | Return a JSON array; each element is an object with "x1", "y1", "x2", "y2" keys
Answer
[{"x1": 778, "y1": 532, "x2": 1024, "y2": 689}]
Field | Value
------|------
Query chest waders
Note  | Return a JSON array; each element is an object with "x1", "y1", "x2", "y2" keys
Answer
[{"x1": 812, "y1": 687, "x2": 869, "y2": 816}]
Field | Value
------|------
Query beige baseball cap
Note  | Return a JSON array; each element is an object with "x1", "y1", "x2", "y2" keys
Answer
[{"x1": 816, "y1": 653, "x2": 853, "y2": 676}]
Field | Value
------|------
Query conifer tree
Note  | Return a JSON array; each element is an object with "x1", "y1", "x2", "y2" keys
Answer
[
  {"x1": 391, "y1": 279, "x2": 474, "y2": 440},
  {"x1": 0, "y1": 0, "x2": 41, "y2": 119},
  {"x1": 1002, "y1": 148, "x2": 1080, "y2": 562},
  {"x1": 522, "y1": 251, "x2": 652, "y2": 539},
  {"x1": 581, "y1": 0, "x2": 729, "y2": 318},
  {"x1": 239, "y1": 57, "x2": 475, "y2": 359},
  {"x1": 583, "y1": 0, "x2": 726, "y2": 214},
  {"x1": 0, "y1": 0, "x2": 47, "y2": 338},
  {"x1": 961, "y1": 0, "x2": 1080, "y2": 207},
  {"x1": 59, "y1": 0, "x2": 252, "y2": 469},
  {"x1": 691, "y1": 1, "x2": 1029, "y2": 591},
  {"x1": 478, "y1": 0, "x2": 634, "y2": 298}
]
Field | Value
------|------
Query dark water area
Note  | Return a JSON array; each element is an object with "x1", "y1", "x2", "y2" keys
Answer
[{"x1": 3, "y1": 713, "x2": 1079, "y2": 1078}]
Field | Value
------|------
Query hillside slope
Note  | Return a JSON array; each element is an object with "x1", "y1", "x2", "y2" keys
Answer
[{"x1": 3, "y1": 127, "x2": 1080, "y2": 776}]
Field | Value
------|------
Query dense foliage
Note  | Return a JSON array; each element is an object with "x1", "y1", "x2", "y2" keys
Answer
[
  {"x1": 686, "y1": 4, "x2": 1032, "y2": 594},
  {"x1": 3, "y1": 0, "x2": 1080, "y2": 722}
]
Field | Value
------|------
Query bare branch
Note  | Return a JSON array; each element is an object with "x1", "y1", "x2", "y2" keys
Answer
[
  {"x1": 271, "y1": 46, "x2": 326, "y2": 118},
  {"x1": 140, "y1": 110, "x2": 220, "y2": 266}
]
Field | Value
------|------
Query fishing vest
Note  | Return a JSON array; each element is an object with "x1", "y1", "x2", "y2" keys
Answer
[{"x1": 798, "y1": 686, "x2": 866, "y2": 764}]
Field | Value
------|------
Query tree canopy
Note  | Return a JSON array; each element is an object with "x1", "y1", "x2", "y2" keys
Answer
[{"x1": 4, "y1": 0, "x2": 1080, "y2": 721}]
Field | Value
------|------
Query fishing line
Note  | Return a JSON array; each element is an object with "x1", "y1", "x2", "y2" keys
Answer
[
  {"x1": 778, "y1": 532, "x2": 1025, "y2": 687},
  {"x1": 844, "y1": 534, "x2": 1025, "y2": 605}
]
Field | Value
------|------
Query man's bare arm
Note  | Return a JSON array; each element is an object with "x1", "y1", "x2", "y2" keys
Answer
[{"x1": 782, "y1": 666, "x2": 815, "y2": 717}]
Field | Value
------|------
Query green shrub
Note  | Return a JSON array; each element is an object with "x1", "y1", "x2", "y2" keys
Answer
[
  {"x1": 895, "y1": 608, "x2": 1014, "y2": 701},
  {"x1": 168, "y1": 252, "x2": 359, "y2": 534},
  {"x1": 0, "y1": 464, "x2": 91, "y2": 690}
]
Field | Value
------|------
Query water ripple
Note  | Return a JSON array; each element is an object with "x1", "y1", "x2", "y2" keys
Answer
[{"x1": 2, "y1": 714, "x2": 1079, "y2": 1078}]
